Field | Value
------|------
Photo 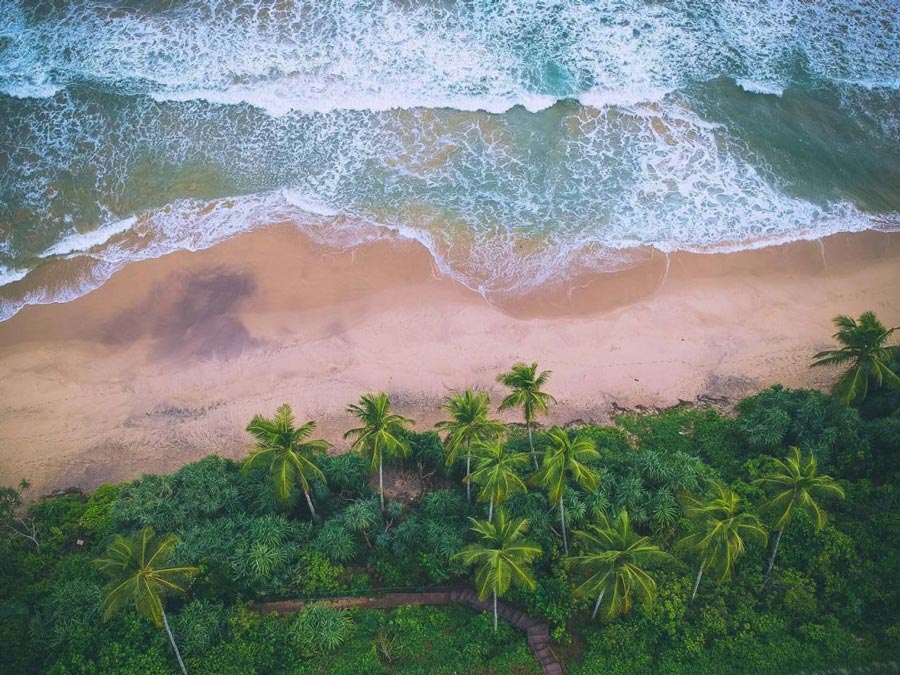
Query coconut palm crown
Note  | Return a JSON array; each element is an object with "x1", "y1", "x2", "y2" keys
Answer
[
  {"x1": 344, "y1": 392, "x2": 414, "y2": 512},
  {"x1": 95, "y1": 527, "x2": 197, "y2": 674},
  {"x1": 531, "y1": 426, "x2": 600, "y2": 554},
  {"x1": 812, "y1": 311, "x2": 900, "y2": 405},
  {"x1": 245, "y1": 404, "x2": 329, "y2": 519},
  {"x1": 435, "y1": 390, "x2": 506, "y2": 502},
  {"x1": 754, "y1": 446, "x2": 845, "y2": 584},
  {"x1": 677, "y1": 481, "x2": 767, "y2": 602},
  {"x1": 468, "y1": 441, "x2": 530, "y2": 521},
  {"x1": 453, "y1": 511, "x2": 542, "y2": 631},
  {"x1": 570, "y1": 510, "x2": 669, "y2": 621},
  {"x1": 497, "y1": 362, "x2": 557, "y2": 468}
]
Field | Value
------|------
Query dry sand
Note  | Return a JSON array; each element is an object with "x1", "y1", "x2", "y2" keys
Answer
[{"x1": 1, "y1": 225, "x2": 898, "y2": 496}]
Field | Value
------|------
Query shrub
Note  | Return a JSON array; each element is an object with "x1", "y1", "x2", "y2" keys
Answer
[
  {"x1": 736, "y1": 387, "x2": 868, "y2": 475},
  {"x1": 78, "y1": 483, "x2": 122, "y2": 543},
  {"x1": 113, "y1": 455, "x2": 243, "y2": 531},
  {"x1": 291, "y1": 603, "x2": 354, "y2": 654}
]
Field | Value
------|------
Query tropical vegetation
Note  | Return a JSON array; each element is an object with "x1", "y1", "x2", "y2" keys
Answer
[
  {"x1": 344, "y1": 392, "x2": 413, "y2": 512},
  {"x1": 435, "y1": 390, "x2": 506, "y2": 503},
  {"x1": 2, "y1": 314, "x2": 900, "y2": 674},
  {"x1": 453, "y1": 511, "x2": 542, "y2": 631},
  {"x1": 754, "y1": 446, "x2": 845, "y2": 585},
  {"x1": 94, "y1": 527, "x2": 197, "y2": 674},
  {"x1": 497, "y1": 362, "x2": 556, "y2": 468},
  {"x1": 812, "y1": 311, "x2": 900, "y2": 405},
  {"x1": 570, "y1": 509, "x2": 668, "y2": 621},
  {"x1": 244, "y1": 404, "x2": 329, "y2": 520}
]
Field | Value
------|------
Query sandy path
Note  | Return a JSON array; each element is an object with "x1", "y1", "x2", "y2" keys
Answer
[{"x1": 0, "y1": 225, "x2": 898, "y2": 496}]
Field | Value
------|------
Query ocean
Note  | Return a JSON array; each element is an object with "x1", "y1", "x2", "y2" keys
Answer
[{"x1": 1, "y1": 0, "x2": 899, "y2": 319}]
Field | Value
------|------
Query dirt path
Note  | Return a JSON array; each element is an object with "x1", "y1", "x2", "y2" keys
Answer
[{"x1": 256, "y1": 587, "x2": 565, "y2": 674}]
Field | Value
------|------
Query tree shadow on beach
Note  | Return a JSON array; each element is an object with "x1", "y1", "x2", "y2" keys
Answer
[{"x1": 102, "y1": 267, "x2": 261, "y2": 362}]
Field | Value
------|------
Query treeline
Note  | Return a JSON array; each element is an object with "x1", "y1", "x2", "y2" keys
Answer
[{"x1": 1, "y1": 312, "x2": 899, "y2": 674}]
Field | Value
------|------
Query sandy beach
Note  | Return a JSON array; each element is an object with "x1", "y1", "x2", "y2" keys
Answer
[{"x1": 1, "y1": 226, "x2": 898, "y2": 496}]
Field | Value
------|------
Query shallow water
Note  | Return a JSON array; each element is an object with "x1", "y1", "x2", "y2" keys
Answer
[{"x1": 1, "y1": 0, "x2": 899, "y2": 318}]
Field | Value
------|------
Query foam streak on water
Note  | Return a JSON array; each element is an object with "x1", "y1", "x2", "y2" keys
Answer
[{"x1": 0, "y1": 0, "x2": 899, "y2": 320}]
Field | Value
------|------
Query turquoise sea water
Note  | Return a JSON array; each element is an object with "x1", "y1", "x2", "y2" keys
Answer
[{"x1": 1, "y1": 0, "x2": 899, "y2": 318}]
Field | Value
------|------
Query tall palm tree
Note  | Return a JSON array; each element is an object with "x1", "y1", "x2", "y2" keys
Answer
[
  {"x1": 95, "y1": 527, "x2": 198, "y2": 675},
  {"x1": 677, "y1": 482, "x2": 768, "y2": 603},
  {"x1": 344, "y1": 393, "x2": 414, "y2": 512},
  {"x1": 453, "y1": 511, "x2": 542, "y2": 632},
  {"x1": 245, "y1": 404, "x2": 329, "y2": 521},
  {"x1": 812, "y1": 311, "x2": 900, "y2": 405},
  {"x1": 531, "y1": 427, "x2": 600, "y2": 554},
  {"x1": 435, "y1": 390, "x2": 507, "y2": 503},
  {"x1": 754, "y1": 447, "x2": 845, "y2": 585},
  {"x1": 570, "y1": 510, "x2": 669, "y2": 621},
  {"x1": 468, "y1": 441, "x2": 530, "y2": 521},
  {"x1": 497, "y1": 362, "x2": 557, "y2": 469}
]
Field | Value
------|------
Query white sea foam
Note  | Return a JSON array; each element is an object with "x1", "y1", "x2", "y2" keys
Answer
[
  {"x1": 1, "y1": 0, "x2": 897, "y2": 111},
  {"x1": 40, "y1": 217, "x2": 138, "y2": 257},
  {"x1": 1, "y1": 80, "x2": 63, "y2": 99},
  {"x1": 0, "y1": 265, "x2": 29, "y2": 286},
  {"x1": 735, "y1": 79, "x2": 784, "y2": 97},
  {"x1": 1, "y1": 184, "x2": 897, "y2": 323},
  {"x1": 1, "y1": 0, "x2": 899, "y2": 319}
]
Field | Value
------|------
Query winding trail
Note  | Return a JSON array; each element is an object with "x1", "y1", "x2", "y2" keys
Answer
[{"x1": 256, "y1": 587, "x2": 565, "y2": 674}]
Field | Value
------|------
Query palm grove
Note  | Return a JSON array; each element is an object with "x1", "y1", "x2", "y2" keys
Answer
[{"x1": 3, "y1": 312, "x2": 900, "y2": 674}]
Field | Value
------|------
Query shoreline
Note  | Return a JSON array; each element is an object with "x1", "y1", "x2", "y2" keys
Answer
[{"x1": 1, "y1": 225, "x2": 899, "y2": 496}]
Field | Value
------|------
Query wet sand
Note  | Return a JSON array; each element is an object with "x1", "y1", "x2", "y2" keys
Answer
[{"x1": 1, "y1": 225, "x2": 898, "y2": 496}]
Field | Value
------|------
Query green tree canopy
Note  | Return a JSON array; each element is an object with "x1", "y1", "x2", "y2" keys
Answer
[
  {"x1": 812, "y1": 311, "x2": 900, "y2": 405},
  {"x1": 571, "y1": 510, "x2": 669, "y2": 621},
  {"x1": 677, "y1": 482, "x2": 767, "y2": 602},
  {"x1": 532, "y1": 426, "x2": 600, "y2": 554},
  {"x1": 344, "y1": 393, "x2": 414, "y2": 512},
  {"x1": 754, "y1": 446, "x2": 845, "y2": 584},
  {"x1": 95, "y1": 527, "x2": 197, "y2": 674},
  {"x1": 497, "y1": 362, "x2": 557, "y2": 468},
  {"x1": 245, "y1": 404, "x2": 329, "y2": 520},
  {"x1": 453, "y1": 511, "x2": 542, "y2": 631},
  {"x1": 468, "y1": 441, "x2": 530, "y2": 521},
  {"x1": 435, "y1": 390, "x2": 506, "y2": 502}
]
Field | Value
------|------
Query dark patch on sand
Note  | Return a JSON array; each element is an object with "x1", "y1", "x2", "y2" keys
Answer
[{"x1": 104, "y1": 268, "x2": 260, "y2": 361}]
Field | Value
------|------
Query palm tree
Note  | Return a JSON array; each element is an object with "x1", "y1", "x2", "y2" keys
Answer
[
  {"x1": 570, "y1": 510, "x2": 669, "y2": 621},
  {"x1": 344, "y1": 393, "x2": 414, "y2": 512},
  {"x1": 677, "y1": 482, "x2": 768, "y2": 603},
  {"x1": 812, "y1": 311, "x2": 900, "y2": 405},
  {"x1": 245, "y1": 404, "x2": 329, "y2": 521},
  {"x1": 531, "y1": 427, "x2": 600, "y2": 554},
  {"x1": 754, "y1": 447, "x2": 845, "y2": 585},
  {"x1": 468, "y1": 441, "x2": 530, "y2": 521},
  {"x1": 453, "y1": 511, "x2": 542, "y2": 631},
  {"x1": 95, "y1": 527, "x2": 198, "y2": 675},
  {"x1": 435, "y1": 390, "x2": 507, "y2": 503},
  {"x1": 497, "y1": 362, "x2": 557, "y2": 469}
]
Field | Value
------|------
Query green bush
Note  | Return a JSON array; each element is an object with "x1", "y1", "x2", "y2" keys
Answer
[
  {"x1": 78, "y1": 483, "x2": 123, "y2": 543},
  {"x1": 291, "y1": 603, "x2": 354, "y2": 654}
]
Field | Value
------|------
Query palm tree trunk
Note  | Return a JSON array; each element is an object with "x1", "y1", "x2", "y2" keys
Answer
[
  {"x1": 162, "y1": 609, "x2": 188, "y2": 675},
  {"x1": 378, "y1": 456, "x2": 385, "y2": 513},
  {"x1": 466, "y1": 441, "x2": 472, "y2": 504},
  {"x1": 488, "y1": 497, "x2": 494, "y2": 522},
  {"x1": 303, "y1": 491, "x2": 319, "y2": 523},
  {"x1": 763, "y1": 527, "x2": 784, "y2": 588},
  {"x1": 527, "y1": 425, "x2": 538, "y2": 470},
  {"x1": 493, "y1": 590, "x2": 498, "y2": 633},
  {"x1": 591, "y1": 590, "x2": 605, "y2": 620},
  {"x1": 559, "y1": 495, "x2": 568, "y2": 555},
  {"x1": 690, "y1": 566, "x2": 704, "y2": 604}
]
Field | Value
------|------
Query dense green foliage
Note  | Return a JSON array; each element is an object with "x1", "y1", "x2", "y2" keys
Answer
[
  {"x1": 812, "y1": 311, "x2": 900, "y2": 405},
  {"x1": 3, "y1": 341, "x2": 900, "y2": 673}
]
